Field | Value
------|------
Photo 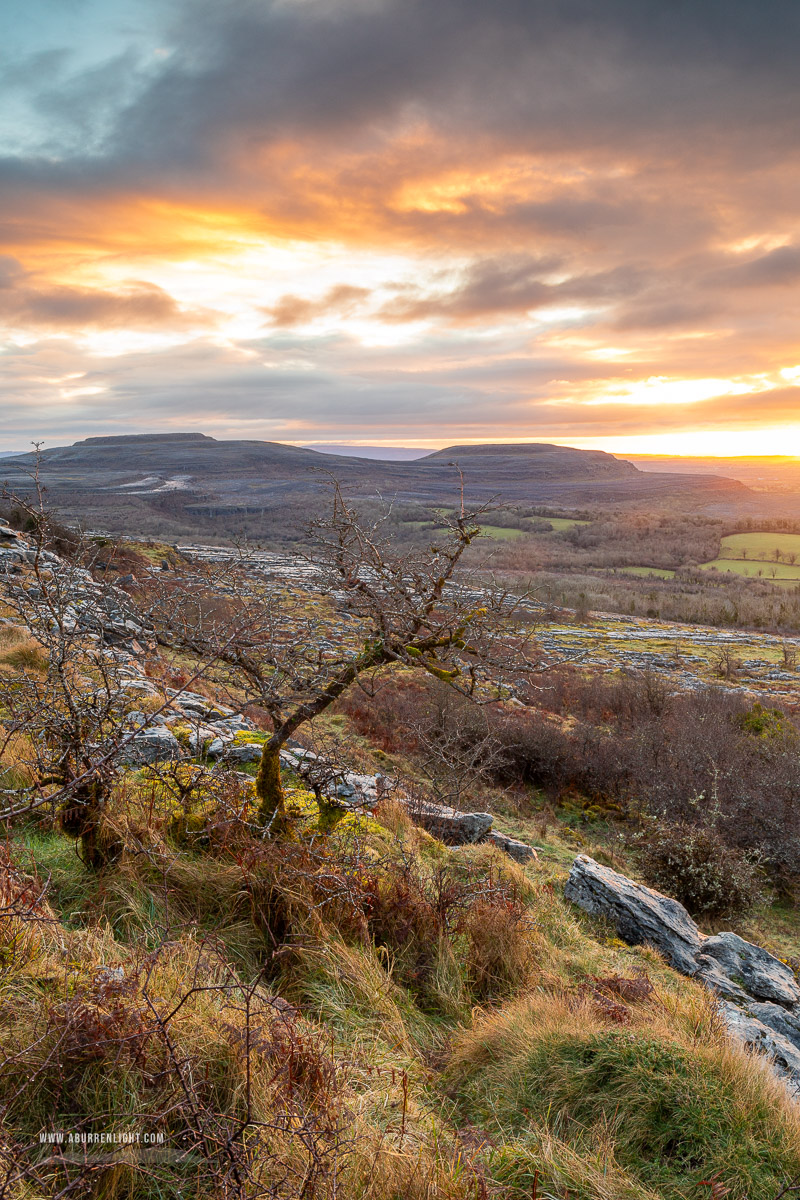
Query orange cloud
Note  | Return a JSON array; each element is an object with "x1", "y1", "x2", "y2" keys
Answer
[{"x1": 4, "y1": 0, "x2": 800, "y2": 450}]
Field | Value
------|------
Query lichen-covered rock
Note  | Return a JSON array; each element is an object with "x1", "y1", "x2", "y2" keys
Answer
[
  {"x1": 486, "y1": 830, "x2": 538, "y2": 863},
  {"x1": 402, "y1": 799, "x2": 493, "y2": 844},
  {"x1": 699, "y1": 932, "x2": 800, "y2": 1008},
  {"x1": 692, "y1": 953, "x2": 752, "y2": 1004},
  {"x1": 564, "y1": 855, "x2": 703, "y2": 974},
  {"x1": 225, "y1": 743, "x2": 264, "y2": 765},
  {"x1": 119, "y1": 726, "x2": 182, "y2": 765},
  {"x1": 747, "y1": 1001, "x2": 800, "y2": 1053}
]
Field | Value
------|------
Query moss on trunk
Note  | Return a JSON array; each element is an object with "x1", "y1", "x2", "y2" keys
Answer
[{"x1": 255, "y1": 742, "x2": 291, "y2": 836}]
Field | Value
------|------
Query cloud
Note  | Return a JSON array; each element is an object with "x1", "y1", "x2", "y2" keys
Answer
[
  {"x1": 4, "y1": 0, "x2": 800, "y2": 449},
  {"x1": 0, "y1": 277, "x2": 207, "y2": 330},
  {"x1": 378, "y1": 257, "x2": 647, "y2": 323},
  {"x1": 708, "y1": 245, "x2": 800, "y2": 289},
  {"x1": 266, "y1": 284, "x2": 370, "y2": 327}
]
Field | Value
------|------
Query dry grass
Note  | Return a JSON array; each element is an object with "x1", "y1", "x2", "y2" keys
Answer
[
  {"x1": 447, "y1": 987, "x2": 800, "y2": 1198},
  {"x1": 0, "y1": 626, "x2": 47, "y2": 672},
  {"x1": 6, "y1": 762, "x2": 800, "y2": 1199}
]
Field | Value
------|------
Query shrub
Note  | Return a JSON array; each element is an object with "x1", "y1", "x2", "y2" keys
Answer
[
  {"x1": 635, "y1": 821, "x2": 765, "y2": 919},
  {"x1": 362, "y1": 856, "x2": 536, "y2": 1009},
  {"x1": 736, "y1": 700, "x2": 792, "y2": 739}
]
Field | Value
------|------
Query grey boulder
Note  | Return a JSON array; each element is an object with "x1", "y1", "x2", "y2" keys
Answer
[
  {"x1": 401, "y1": 799, "x2": 493, "y2": 844},
  {"x1": 698, "y1": 932, "x2": 800, "y2": 1008},
  {"x1": 119, "y1": 726, "x2": 182, "y2": 766},
  {"x1": 224, "y1": 743, "x2": 264, "y2": 765},
  {"x1": 692, "y1": 953, "x2": 752, "y2": 1005},
  {"x1": 564, "y1": 855, "x2": 703, "y2": 974},
  {"x1": 747, "y1": 1001, "x2": 800, "y2": 1053},
  {"x1": 486, "y1": 830, "x2": 538, "y2": 863},
  {"x1": 718, "y1": 1002, "x2": 800, "y2": 1092}
]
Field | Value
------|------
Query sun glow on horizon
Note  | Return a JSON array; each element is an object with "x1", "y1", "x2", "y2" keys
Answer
[{"x1": 558, "y1": 427, "x2": 800, "y2": 458}]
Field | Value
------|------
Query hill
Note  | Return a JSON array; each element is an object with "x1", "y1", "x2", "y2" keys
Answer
[{"x1": 0, "y1": 433, "x2": 750, "y2": 538}]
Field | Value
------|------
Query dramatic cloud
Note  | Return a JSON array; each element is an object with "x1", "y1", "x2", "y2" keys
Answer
[{"x1": 3, "y1": 0, "x2": 800, "y2": 452}]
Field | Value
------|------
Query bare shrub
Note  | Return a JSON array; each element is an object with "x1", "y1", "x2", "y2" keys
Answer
[
  {"x1": 0, "y1": 940, "x2": 351, "y2": 1199},
  {"x1": 634, "y1": 821, "x2": 765, "y2": 919}
]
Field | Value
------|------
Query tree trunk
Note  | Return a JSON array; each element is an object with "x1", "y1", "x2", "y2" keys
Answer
[
  {"x1": 255, "y1": 741, "x2": 290, "y2": 836},
  {"x1": 60, "y1": 779, "x2": 121, "y2": 870},
  {"x1": 253, "y1": 644, "x2": 392, "y2": 836}
]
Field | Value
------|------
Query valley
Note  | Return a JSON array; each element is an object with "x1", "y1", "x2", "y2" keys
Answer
[{"x1": 6, "y1": 440, "x2": 800, "y2": 1198}]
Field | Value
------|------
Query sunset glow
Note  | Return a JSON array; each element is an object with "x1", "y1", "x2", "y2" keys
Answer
[{"x1": 3, "y1": 0, "x2": 800, "y2": 453}]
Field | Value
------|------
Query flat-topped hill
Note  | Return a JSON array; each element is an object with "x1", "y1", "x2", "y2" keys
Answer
[
  {"x1": 422, "y1": 442, "x2": 640, "y2": 478},
  {"x1": 1, "y1": 433, "x2": 751, "y2": 536},
  {"x1": 23, "y1": 434, "x2": 346, "y2": 474}
]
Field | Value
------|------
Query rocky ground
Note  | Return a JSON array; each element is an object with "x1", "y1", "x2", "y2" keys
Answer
[
  {"x1": 0, "y1": 525, "x2": 538, "y2": 861},
  {"x1": 177, "y1": 542, "x2": 800, "y2": 700}
]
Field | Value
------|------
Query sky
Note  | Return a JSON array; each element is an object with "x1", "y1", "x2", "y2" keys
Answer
[{"x1": 3, "y1": 0, "x2": 800, "y2": 455}]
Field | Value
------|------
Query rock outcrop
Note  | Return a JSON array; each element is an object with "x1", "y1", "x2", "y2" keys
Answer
[
  {"x1": 565, "y1": 855, "x2": 800, "y2": 1093},
  {"x1": 278, "y1": 746, "x2": 534, "y2": 851},
  {"x1": 718, "y1": 1003, "x2": 800, "y2": 1086},
  {"x1": 698, "y1": 932, "x2": 800, "y2": 1007},
  {"x1": 119, "y1": 726, "x2": 182, "y2": 766},
  {"x1": 564, "y1": 855, "x2": 703, "y2": 974}
]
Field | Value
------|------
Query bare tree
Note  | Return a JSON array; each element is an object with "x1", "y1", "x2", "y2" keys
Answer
[
  {"x1": 151, "y1": 481, "x2": 543, "y2": 835},
  {"x1": 0, "y1": 472, "x2": 227, "y2": 866},
  {"x1": 406, "y1": 685, "x2": 507, "y2": 813}
]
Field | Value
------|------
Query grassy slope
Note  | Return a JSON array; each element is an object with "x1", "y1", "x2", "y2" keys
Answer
[{"x1": 7, "y1": 788, "x2": 800, "y2": 1200}]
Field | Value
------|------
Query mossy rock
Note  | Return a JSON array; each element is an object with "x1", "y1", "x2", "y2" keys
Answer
[{"x1": 233, "y1": 730, "x2": 267, "y2": 745}]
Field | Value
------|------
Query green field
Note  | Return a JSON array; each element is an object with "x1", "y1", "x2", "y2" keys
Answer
[
  {"x1": 700, "y1": 531, "x2": 800, "y2": 581},
  {"x1": 401, "y1": 520, "x2": 528, "y2": 541},
  {"x1": 479, "y1": 524, "x2": 527, "y2": 540},
  {"x1": 410, "y1": 514, "x2": 589, "y2": 536},
  {"x1": 715, "y1": 531, "x2": 800, "y2": 560},
  {"x1": 615, "y1": 565, "x2": 676, "y2": 579},
  {"x1": 541, "y1": 516, "x2": 590, "y2": 531},
  {"x1": 701, "y1": 558, "x2": 800, "y2": 581}
]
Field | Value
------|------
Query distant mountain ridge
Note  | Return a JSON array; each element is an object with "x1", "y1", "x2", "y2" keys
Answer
[
  {"x1": 302, "y1": 444, "x2": 430, "y2": 460},
  {"x1": 427, "y1": 442, "x2": 640, "y2": 478},
  {"x1": 1, "y1": 432, "x2": 751, "y2": 536}
]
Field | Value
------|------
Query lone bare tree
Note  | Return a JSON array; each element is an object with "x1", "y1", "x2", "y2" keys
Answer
[{"x1": 153, "y1": 482, "x2": 542, "y2": 834}]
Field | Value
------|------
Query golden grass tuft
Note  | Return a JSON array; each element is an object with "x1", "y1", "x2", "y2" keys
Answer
[{"x1": 447, "y1": 986, "x2": 800, "y2": 1198}]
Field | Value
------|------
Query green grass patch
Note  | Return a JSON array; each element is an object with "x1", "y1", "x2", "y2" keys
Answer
[
  {"x1": 700, "y1": 558, "x2": 800, "y2": 580},
  {"x1": 12, "y1": 827, "x2": 96, "y2": 925},
  {"x1": 449, "y1": 996, "x2": 800, "y2": 1198},
  {"x1": 542, "y1": 516, "x2": 590, "y2": 531}
]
